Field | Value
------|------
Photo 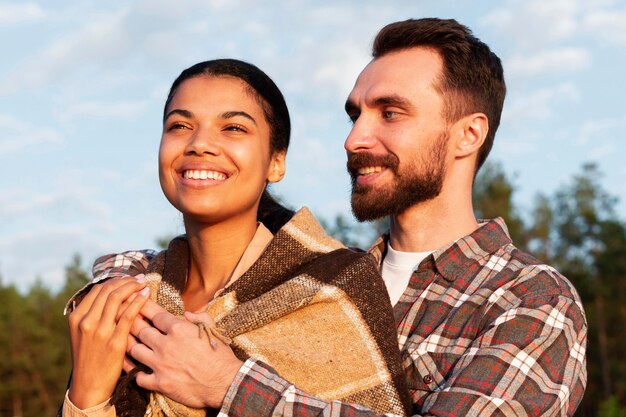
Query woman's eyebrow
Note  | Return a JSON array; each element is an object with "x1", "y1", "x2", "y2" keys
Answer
[
  {"x1": 163, "y1": 109, "x2": 193, "y2": 121},
  {"x1": 220, "y1": 111, "x2": 257, "y2": 125}
]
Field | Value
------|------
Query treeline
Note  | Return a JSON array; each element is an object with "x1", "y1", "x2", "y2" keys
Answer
[
  {"x1": 0, "y1": 162, "x2": 624, "y2": 416},
  {"x1": 472, "y1": 162, "x2": 626, "y2": 417},
  {"x1": 325, "y1": 162, "x2": 626, "y2": 417},
  {"x1": 0, "y1": 256, "x2": 89, "y2": 416}
]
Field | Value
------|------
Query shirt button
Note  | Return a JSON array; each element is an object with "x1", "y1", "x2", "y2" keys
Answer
[{"x1": 423, "y1": 375, "x2": 433, "y2": 384}]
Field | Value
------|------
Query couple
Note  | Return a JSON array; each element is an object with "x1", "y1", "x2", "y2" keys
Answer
[{"x1": 62, "y1": 18, "x2": 587, "y2": 417}]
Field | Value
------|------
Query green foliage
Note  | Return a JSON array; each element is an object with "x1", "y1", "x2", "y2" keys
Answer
[
  {"x1": 0, "y1": 254, "x2": 89, "y2": 417},
  {"x1": 0, "y1": 162, "x2": 625, "y2": 415},
  {"x1": 599, "y1": 396, "x2": 626, "y2": 417},
  {"x1": 320, "y1": 214, "x2": 389, "y2": 249},
  {"x1": 473, "y1": 161, "x2": 527, "y2": 248}
]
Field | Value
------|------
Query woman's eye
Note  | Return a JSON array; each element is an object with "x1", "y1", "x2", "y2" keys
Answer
[
  {"x1": 168, "y1": 123, "x2": 188, "y2": 131},
  {"x1": 224, "y1": 124, "x2": 247, "y2": 133}
]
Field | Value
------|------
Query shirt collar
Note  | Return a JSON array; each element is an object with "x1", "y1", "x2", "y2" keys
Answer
[{"x1": 369, "y1": 218, "x2": 512, "y2": 282}]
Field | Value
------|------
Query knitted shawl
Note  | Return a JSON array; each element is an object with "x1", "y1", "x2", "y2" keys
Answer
[{"x1": 72, "y1": 208, "x2": 411, "y2": 416}]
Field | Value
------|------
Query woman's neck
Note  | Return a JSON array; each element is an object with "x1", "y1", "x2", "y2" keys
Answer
[{"x1": 182, "y1": 212, "x2": 259, "y2": 310}]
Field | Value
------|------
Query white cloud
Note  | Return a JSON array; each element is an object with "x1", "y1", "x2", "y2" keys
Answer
[
  {"x1": 58, "y1": 100, "x2": 149, "y2": 125},
  {"x1": 0, "y1": 113, "x2": 63, "y2": 154},
  {"x1": 0, "y1": 2, "x2": 45, "y2": 25},
  {"x1": 0, "y1": 8, "x2": 132, "y2": 94},
  {"x1": 313, "y1": 40, "x2": 370, "y2": 101},
  {"x1": 583, "y1": 9, "x2": 626, "y2": 46},
  {"x1": 503, "y1": 84, "x2": 580, "y2": 123},
  {"x1": 480, "y1": 0, "x2": 580, "y2": 47},
  {"x1": 506, "y1": 48, "x2": 590, "y2": 77},
  {"x1": 576, "y1": 117, "x2": 626, "y2": 146}
]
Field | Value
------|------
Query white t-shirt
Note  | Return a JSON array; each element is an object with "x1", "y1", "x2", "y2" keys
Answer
[{"x1": 381, "y1": 244, "x2": 433, "y2": 306}]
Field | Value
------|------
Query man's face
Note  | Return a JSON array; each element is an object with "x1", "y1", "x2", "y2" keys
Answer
[{"x1": 344, "y1": 47, "x2": 451, "y2": 221}]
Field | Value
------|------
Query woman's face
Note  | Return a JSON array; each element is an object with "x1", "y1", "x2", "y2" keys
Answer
[{"x1": 159, "y1": 76, "x2": 285, "y2": 225}]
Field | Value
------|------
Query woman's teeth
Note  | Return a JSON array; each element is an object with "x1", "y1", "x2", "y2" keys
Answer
[{"x1": 183, "y1": 170, "x2": 227, "y2": 180}]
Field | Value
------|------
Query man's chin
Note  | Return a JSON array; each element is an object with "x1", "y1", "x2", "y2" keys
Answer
[{"x1": 351, "y1": 195, "x2": 390, "y2": 222}]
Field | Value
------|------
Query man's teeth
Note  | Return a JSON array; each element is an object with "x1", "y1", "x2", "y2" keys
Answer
[
  {"x1": 357, "y1": 166, "x2": 384, "y2": 175},
  {"x1": 183, "y1": 170, "x2": 227, "y2": 180}
]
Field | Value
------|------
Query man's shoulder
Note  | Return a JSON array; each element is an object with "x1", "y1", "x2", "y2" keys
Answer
[{"x1": 493, "y1": 242, "x2": 582, "y2": 303}]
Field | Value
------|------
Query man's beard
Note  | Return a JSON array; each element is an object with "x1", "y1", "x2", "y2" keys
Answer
[{"x1": 347, "y1": 132, "x2": 448, "y2": 222}]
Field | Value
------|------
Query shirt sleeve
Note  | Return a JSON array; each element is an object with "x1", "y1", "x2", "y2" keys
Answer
[
  {"x1": 218, "y1": 293, "x2": 586, "y2": 417},
  {"x1": 62, "y1": 391, "x2": 116, "y2": 417},
  {"x1": 92, "y1": 249, "x2": 158, "y2": 282},
  {"x1": 219, "y1": 359, "x2": 402, "y2": 417},
  {"x1": 64, "y1": 249, "x2": 158, "y2": 314}
]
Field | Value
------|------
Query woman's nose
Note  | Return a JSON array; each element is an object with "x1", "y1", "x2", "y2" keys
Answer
[{"x1": 185, "y1": 129, "x2": 221, "y2": 156}]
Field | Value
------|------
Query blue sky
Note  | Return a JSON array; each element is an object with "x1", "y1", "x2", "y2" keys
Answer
[{"x1": 1, "y1": 0, "x2": 625, "y2": 292}]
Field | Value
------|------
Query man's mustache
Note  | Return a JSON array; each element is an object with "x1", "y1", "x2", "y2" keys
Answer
[{"x1": 346, "y1": 152, "x2": 399, "y2": 177}]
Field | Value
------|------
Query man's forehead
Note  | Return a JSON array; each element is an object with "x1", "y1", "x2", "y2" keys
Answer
[{"x1": 347, "y1": 49, "x2": 443, "y2": 106}]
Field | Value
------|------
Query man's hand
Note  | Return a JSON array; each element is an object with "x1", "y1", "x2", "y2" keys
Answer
[
  {"x1": 126, "y1": 300, "x2": 244, "y2": 409},
  {"x1": 68, "y1": 276, "x2": 149, "y2": 409}
]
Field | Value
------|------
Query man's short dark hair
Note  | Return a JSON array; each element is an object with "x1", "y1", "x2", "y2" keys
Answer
[{"x1": 373, "y1": 18, "x2": 506, "y2": 174}]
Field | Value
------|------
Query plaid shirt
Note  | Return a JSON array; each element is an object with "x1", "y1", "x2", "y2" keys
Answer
[{"x1": 218, "y1": 218, "x2": 587, "y2": 417}]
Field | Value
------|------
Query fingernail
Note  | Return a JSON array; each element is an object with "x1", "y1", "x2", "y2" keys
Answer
[
  {"x1": 135, "y1": 274, "x2": 146, "y2": 284},
  {"x1": 140, "y1": 287, "x2": 150, "y2": 297}
]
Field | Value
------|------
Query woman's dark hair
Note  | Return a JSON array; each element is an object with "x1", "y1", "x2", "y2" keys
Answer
[{"x1": 165, "y1": 59, "x2": 295, "y2": 232}]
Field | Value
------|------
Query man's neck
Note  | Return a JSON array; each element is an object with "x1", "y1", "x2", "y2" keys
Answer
[{"x1": 388, "y1": 195, "x2": 479, "y2": 253}]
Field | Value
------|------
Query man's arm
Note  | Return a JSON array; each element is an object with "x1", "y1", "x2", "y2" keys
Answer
[
  {"x1": 221, "y1": 359, "x2": 401, "y2": 417},
  {"x1": 218, "y1": 293, "x2": 586, "y2": 417}
]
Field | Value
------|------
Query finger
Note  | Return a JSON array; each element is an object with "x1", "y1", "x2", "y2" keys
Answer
[
  {"x1": 134, "y1": 324, "x2": 165, "y2": 349},
  {"x1": 114, "y1": 287, "x2": 150, "y2": 338},
  {"x1": 122, "y1": 354, "x2": 138, "y2": 374},
  {"x1": 100, "y1": 281, "x2": 147, "y2": 325},
  {"x1": 130, "y1": 316, "x2": 153, "y2": 339},
  {"x1": 126, "y1": 333, "x2": 139, "y2": 352},
  {"x1": 139, "y1": 299, "x2": 168, "y2": 321},
  {"x1": 71, "y1": 284, "x2": 104, "y2": 315},
  {"x1": 82, "y1": 278, "x2": 138, "y2": 324},
  {"x1": 129, "y1": 342, "x2": 156, "y2": 369},
  {"x1": 134, "y1": 370, "x2": 158, "y2": 392}
]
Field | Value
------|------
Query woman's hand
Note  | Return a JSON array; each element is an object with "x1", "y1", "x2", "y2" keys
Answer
[
  {"x1": 125, "y1": 301, "x2": 244, "y2": 409},
  {"x1": 68, "y1": 276, "x2": 149, "y2": 409}
]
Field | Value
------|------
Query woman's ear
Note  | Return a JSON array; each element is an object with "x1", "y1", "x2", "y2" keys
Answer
[
  {"x1": 454, "y1": 112, "x2": 488, "y2": 158},
  {"x1": 267, "y1": 150, "x2": 286, "y2": 183}
]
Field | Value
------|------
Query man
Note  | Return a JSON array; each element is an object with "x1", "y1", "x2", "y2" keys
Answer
[{"x1": 71, "y1": 18, "x2": 587, "y2": 417}]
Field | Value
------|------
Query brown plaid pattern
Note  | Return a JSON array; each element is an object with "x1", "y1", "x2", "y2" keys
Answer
[
  {"x1": 75, "y1": 208, "x2": 412, "y2": 416},
  {"x1": 218, "y1": 218, "x2": 587, "y2": 417}
]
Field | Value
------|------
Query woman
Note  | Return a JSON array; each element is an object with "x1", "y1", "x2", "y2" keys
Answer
[{"x1": 61, "y1": 59, "x2": 410, "y2": 417}]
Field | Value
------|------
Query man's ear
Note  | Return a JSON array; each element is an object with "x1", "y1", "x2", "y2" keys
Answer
[
  {"x1": 453, "y1": 113, "x2": 488, "y2": 158},
  {"x1": 267, "y1": 150, "x2": 286, "y2": 183}
]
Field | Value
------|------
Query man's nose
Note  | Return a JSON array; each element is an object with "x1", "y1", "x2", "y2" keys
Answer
[{"x1": 344, "y1": 117, "x2": 377, "y2": 153}]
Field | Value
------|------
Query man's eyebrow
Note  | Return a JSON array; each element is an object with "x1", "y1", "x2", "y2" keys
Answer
[
  {"x1": 344, "y1": 95, "x2": 413, "y2": 114},
  {"x1": 373, "y1": 95, "x2": 412, "y2": 108},
  {"x1": 163, "y1": 109, "x2": 193, "y2": 121},
  {"x1": 220, "y1": 111, "x2": 257, "y2": 125}
]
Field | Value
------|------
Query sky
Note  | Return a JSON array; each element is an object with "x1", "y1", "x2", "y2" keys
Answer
[{"x1": 1, "y1": 0, "x2": 625, "y2": 292}]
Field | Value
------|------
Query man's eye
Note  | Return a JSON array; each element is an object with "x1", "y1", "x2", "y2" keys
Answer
[
  {"x1": 382, "y1": 111, "x2": 397, "y2": 120},
  {"x1": 347, "y1": 114, "x2": 359, "y2": 124}
]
